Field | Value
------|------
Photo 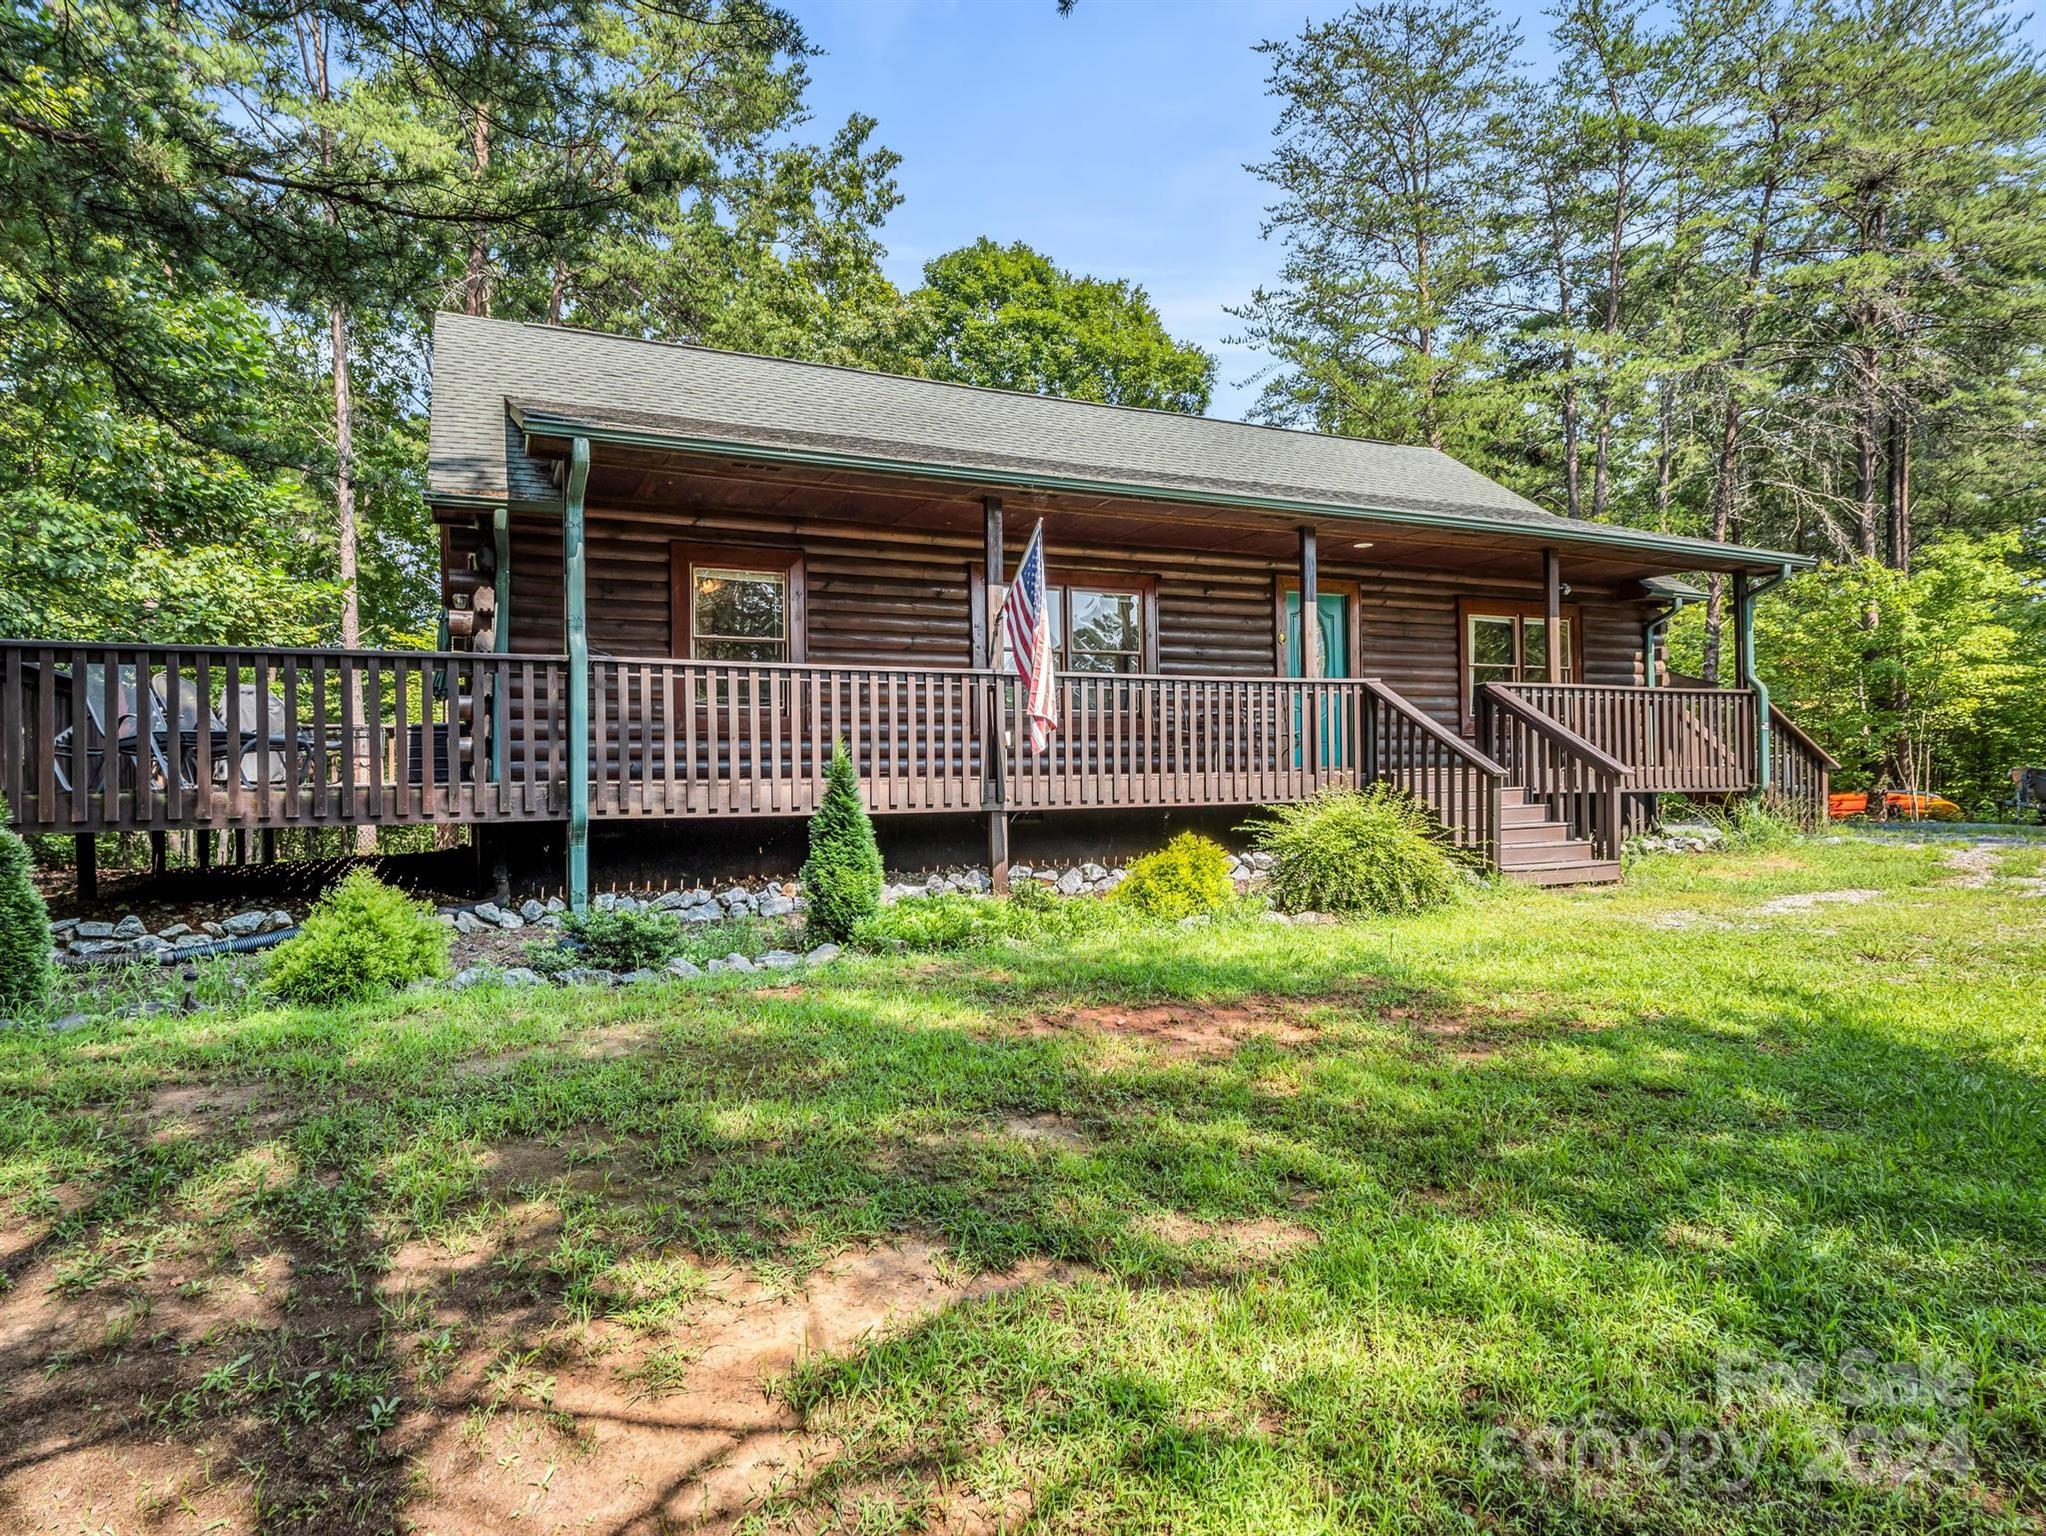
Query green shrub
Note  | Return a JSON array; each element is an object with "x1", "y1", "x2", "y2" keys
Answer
[
  {"x1": 1708, "y1": 793, "x2": 1805, "y2": 848},
  {"x1": 1244, "y1": 785, "x2": 1462, "y2": 917},
  {"x1": 261, "y1": 870, "x2": 451, "y2": 1007},
  {"x1": 1113, "y1": 832, "x2": 1235, "y2": 919},
  {"x1": 0, "y1": 798, "x2": 53, "y2": 1017},
  {"x1": 802, "y1": 743, "x2": 883, "y2": 943},
  {"x1": 852, "y1": 893, "x2": 1012, "y2": 952},
  {"x1": 563, "y1": 905, "x2": 684, "y2": 971}
]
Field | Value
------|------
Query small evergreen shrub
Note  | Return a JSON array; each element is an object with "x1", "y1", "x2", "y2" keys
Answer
[
  {"x1": 802, "y1": 742, "x2": 883, "y2": 943},
  {"x1": 1244, "y1": 785, "x2": 1462, "y2": 917},
  {"x1": 563, "y1": 906, "x2": 684, "y2": 971},
  {"x1": 262, "y1": 870, "x2": 451, "y2": 1006},
  {"x1": 0, "y1": 798, "x2": 53, "y2": 1017},
  {"x1": 1113, "y1": 832, "x2": 1235, "y2": 919}
]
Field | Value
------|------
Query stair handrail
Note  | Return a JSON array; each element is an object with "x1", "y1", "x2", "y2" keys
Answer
[
  {"x1": 1478, "y1": 683, "x2": 1631, "y2": 860},
  {"x1": 1357, "y1": 676, "x2": 1508, "y2": 868}
]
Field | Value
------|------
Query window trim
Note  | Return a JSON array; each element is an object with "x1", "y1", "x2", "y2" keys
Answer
[
  {"x1": 996, "y1": 568, "x2": 1159, "y2": 674},
  {"x1": 1456, "y1": 597, "x2": 1583, "y2": 729},
  {"x1": 670, "y1": 543, "x2": 806, "y2": 663}
]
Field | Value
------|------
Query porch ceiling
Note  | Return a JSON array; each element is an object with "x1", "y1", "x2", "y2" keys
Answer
[{"x1": 479, "y1": 435, "x2": 1797, "y2": 592}]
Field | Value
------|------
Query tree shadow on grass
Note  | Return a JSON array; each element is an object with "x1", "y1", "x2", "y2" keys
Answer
[{"x1": 1, "y1": 955, "x2": 2042, "y2": 1531}]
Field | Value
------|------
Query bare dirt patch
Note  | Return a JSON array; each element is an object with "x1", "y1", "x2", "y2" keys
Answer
[
  {"x1": 1000, "y1": 1114, "x2": 1093, "y2": 1152},
  {"x1": 1752, "y1": 887, "x2": 1883, "y2": 916},
  {"x1": 393, "y1": 1238, "x2": 1090, "y2": 1535},
  {"x1": 1031, "y1": 997, "x2": 1318, "y2": 1059},
  {"x1": 1138, "y1": 1213, "x2": 1320, "y2": 1266}
]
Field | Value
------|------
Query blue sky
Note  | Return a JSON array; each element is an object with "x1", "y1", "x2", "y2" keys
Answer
[
  {"x1": 790, "y1": 0, "x2": 2046, "y2": 422},
  {"x1": 789, "y1": 0, "x2": 1534, "y2": 420}
]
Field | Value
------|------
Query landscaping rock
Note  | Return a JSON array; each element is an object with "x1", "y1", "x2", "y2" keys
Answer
[
  {"x1": 961, "y1": 869, "x2": 992, "y2": 893},
  {"x1": 1262, "y1": 910, "x2": 1291, "y2": 924},
  {"x1": 594, "y1": 892, "x2": 616, "y2": 912},
  {"x1": 665, "y1": 957, "x2": 703, "y2": 978},
  {"x1": 1080, "y1": 863, "x2": 1107, "y2": 883},
  {"x1": 1055, "y1": 868, "x2": 1086, "y2": 896},
  {"x1": 474, "y1": 901, "x2": 507, "y2": 925},
  {"x1": 450, "y1": 965, "x2": 500, "y2": 990},
  {"x1": 158, "y1": 922, "x2": 192, "y2": 941},
  {"x1": 201, "y1": 921, "x2": 225, "y2": 938},
  {"x1": 47, "y1": 1013, "x2": 94, "y2": 1034},
  {"x1": 502, "y1": 967, "x2": 543, "y2": 988},
  {"x1": 704, "y1": 958, "x2": 729, "y2": 974},
  {"x1": 112, "y1": 914, "x2": 147, "y2": 940},
  {"x1": 266, "y1": 910, "x2": 293, "y2": 932},
  {"x1": 73, "y1": 921, "x2": 115, "y2": 941},
  {"x1": 759, "y1": 949, "x2": 802, "y2": 969},
  {"x1": 651, "y1": 890, "x2": 688, "y2": 911},
  {"x1": 1291, "y1": 911, "x2": 1334, "y2": 926},
  {"x1": 493, "y1": 910, "x2": 526, "y2": 931},
  {"x1": 805, "y1": 943, "x2": 841, "y2": 964},
  {"x1": 452, "y1": 910, "x2": 488, "y2": 936},
  {"x1": 221, "y1": 910, "x2": 269, "y2": 937},
  {"x1": 724, "y1": 953, "x2": 757, "y2": 973},
  {"x1": 558, "y1": 966, "x2": 618, "y2": 988},
  {"x1": 519, "y1": 899, "x2": 546, "y2": 923},
  {"x1": 617, "y1": 968, "x2": 659, "y2": 985},
  {"x1": 49, "y1": 918, "x2": 80, "y2": 938},
  {"x1": 545, "y1": 896, "x2": 566, "y2": 914},
  {"x1": 681, "y1": 905, "x2": 721, "y2": 924},
  {"x1": 757, "y1": 892, "x2": 796, "y2": 919}
]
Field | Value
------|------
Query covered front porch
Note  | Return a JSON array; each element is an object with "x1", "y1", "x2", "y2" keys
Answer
[{"x1": 0, "y1": 639, "x2": 1829, "y2": 900}]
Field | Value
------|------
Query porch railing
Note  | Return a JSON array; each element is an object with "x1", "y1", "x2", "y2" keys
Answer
[
  {"x1": 1491, "y1": 682, "x2": 1754, "y2": 793},
  {"x1": 1359, "y1": 678, "x2": 1506, "y2": 865},
  {"x1": 0, "y1": 641, "x2": 565, "y2": 832},
  {"x1": 1477, "y1": 683, "x2": 1630, "y2": 860}
]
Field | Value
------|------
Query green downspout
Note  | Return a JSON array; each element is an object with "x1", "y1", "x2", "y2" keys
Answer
[
  {"x1": 1734, "y1": 565, "x2": 1792, "y2": 793},
  {"x1": 1640, "y1": 597, "x2": 1688, "y2": 688},
  {"x1": 563, "y1": 439, "x2": 591, "y2": 911},
  {"x1": 491, "y1": 505, "x2": 510, "y2": 784}
]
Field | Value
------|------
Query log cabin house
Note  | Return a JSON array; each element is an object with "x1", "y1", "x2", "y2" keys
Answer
[{"x1": 0, "y1": 312, "x2": 1835, "y2": 905}]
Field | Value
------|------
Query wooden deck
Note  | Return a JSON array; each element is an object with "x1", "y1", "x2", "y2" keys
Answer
[{"x1": 0, "y1": 642, "x2": 1827, "y2": 868}]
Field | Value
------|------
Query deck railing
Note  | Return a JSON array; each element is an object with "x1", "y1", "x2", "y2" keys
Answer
[
  {"x1": 1492, "y1": 682, "x2": 1754, "y2": 793},
  {"x1": 1359, "y1": 679, "x2": 1506, "y2": 865},
  {"x1": 0, "y1": 641, "x2": 564, "y2": 833},
  {"x1": 2, "y1": 642, "x2": 1816, "y2": 855},
  {"x1": 1478, "y1": 684, "x2": 1630, "y2": 860}
]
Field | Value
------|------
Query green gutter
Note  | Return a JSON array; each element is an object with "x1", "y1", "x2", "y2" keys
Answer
[
  {"x1": 503, "y1": 407, "x2": 1815, "y2": 575},
  {"x1": 1734, "y1": 566, "x2": 1793, "y2": 792},
  {"x1": 563, "y1": 439, "x2": 591, "y2": 911}
]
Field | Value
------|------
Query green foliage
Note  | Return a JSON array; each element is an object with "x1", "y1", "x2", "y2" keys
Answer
[
  {"x1": 1245, "y1": 786, "x2": 1463, "y2": 917},
  {"x1": 852, "y1": 894, "x2": 1016, "y2": 953},
  {"x1": 801, "y1": 744, "x2": 883, "y2": 943},
  {"x1": 899, "y1": 239, "x2": 1214, "y2": 411},
  {"x1": 0, "y1": 798, "x2": 53, "y2": 1017},
  {"x1": 1671, "y1": 534, "x2": 2046, "y2": 812},
  {"x1": 261, "y1": 871, "x2": 451, "y2": 1007},
  {"x1": 562, "y1": 907, "x2": 684, "y2": 972},
  {"x1": 1697, "y1": 795, "x2": 1804, "y2": 851},
  {"x1": 1113, "y1": 833, "x2": 1236, "y2": 920}
]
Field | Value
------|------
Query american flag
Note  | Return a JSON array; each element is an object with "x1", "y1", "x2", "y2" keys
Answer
[{"x1": 999, "y1": 520, "x2": 1058, "y2": 754}]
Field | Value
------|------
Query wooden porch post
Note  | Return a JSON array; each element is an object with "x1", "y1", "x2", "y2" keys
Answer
[
  {"x1": 982, "y1": 495, "x2": 1009, "y2": 893},
  {"x1": 1542, "y1": 548, "x2": 1563, "y2": 683},
  {"x1": 1297, "y1": 527, "x2": 1319, "y2": 677},
  {"x1": 564, "y1": 438, "x2": 592, "y2": 912},
  {"x1": 491, "y1": 504, "x2": 511, "y2": 787}
]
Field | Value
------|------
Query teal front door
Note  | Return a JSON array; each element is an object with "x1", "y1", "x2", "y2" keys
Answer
[{"x1": 1284, "y1": 589, "x2": 1351, "y2": 765}]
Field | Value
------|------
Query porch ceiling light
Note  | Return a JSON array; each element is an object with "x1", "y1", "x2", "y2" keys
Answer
[{"x1": 1351, "y1": 540, "x2": 1375, "y2": 549}]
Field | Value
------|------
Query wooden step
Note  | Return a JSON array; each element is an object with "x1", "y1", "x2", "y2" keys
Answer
[
  {"x1": 1503, "y1": 859, "x2": 1622, "y2": 887},
  {"x1": 1497, "y1": 836, "x2": 1599, "y2": 869},
  {"x1": 1498, "y1": 799, "x2": 1552, "y2": 827},
  {"x1": 1498, "y1": 819, "x2": 1572, "y2": 847}
]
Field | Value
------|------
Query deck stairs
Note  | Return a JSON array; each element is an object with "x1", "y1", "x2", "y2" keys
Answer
[{"x1": 1494, "y1": 786, "x2": 1621, "y2": 886}]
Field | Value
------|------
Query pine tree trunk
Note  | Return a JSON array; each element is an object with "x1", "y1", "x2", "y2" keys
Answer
[{"x1": 466, "y1": 102, "x2": 492, "y2": 316}]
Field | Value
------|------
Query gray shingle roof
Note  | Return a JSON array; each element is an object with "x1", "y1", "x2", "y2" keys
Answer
[{"x1": 428, "y1": 312, "x2": 1807, "y2": 570}]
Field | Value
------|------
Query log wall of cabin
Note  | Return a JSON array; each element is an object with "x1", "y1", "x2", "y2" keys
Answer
[{"x1": 479, "y1": 501, "x2": 1653, "y2": 739}]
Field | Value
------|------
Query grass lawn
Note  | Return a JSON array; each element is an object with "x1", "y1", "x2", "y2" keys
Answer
[{"x1": 3, "y1": 834, "x2": 2044, "y2": 1533}]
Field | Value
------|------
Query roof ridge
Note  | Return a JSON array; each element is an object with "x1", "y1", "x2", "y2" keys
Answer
[{"x1": 442, "y1": 311, "x2": 1431, "y2": 456}]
